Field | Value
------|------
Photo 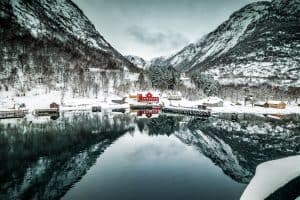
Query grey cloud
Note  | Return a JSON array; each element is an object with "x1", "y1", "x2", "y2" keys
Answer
[
  {"x1": 126, "y1": 25, "x2": 189, "y2": 50},
  {"x1": 74, "y1": 0, "x2": 264, "y2": 59}
]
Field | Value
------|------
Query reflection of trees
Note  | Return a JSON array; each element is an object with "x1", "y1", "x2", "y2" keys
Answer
[
  {"x1": 0, "y1": 113, "x2": 134, "y2": 200},
  {"x1": 147, "y1": 115, "x2": 182, "y2": 136},
  {"x1": 135, "y1": 118, "x2": 146, "y2": 133},
  {"x1": 186, "y1": 117, "x2": 209, "y2": 131},
  {"x1": 1, "y1": 112, "x2": 300, "y2": 198}
]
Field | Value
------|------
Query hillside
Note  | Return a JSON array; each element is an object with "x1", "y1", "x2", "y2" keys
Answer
[
  {"x1": 160, "y1": 0, "x2": 300, "y2": 88},
  {"x1": 0, "y1": 0, "x2": 139, "y2": 94}
]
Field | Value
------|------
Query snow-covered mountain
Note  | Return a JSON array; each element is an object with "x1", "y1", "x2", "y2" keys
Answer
[
  {"x1": 160, "y1": 0, "x2": 300, "y2": 87},
  {"x1": 125, "y1": 55, "x2": 149, "y2": 69},
  {"x1": 0, "y1": 0, "x2": 139, "y2": 93},
  {"x1": 125, "y1": 55, "x2": 169, "y2": 70}
]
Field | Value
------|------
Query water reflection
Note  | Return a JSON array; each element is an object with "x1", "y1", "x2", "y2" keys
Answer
[
  {"x1": 0, "y1": 112, "x2": 299, "y2": 199},
  {"x1": 0, "y1": 112, "x2": 134, "y2": 200}
]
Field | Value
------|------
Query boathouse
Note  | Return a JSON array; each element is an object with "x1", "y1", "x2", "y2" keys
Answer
[
  {"x1": 202, "y1": 97, "x2": 224, "y2": 107},
  {"x1": 255, "y1": 101, "x2": 286, "y2": 109},
  {"x1": 50, "y1": 102, "x2": 60, "y2": 110},
  {"x1": 265, "y1": 101, "x2": 286, "y2": 109}
]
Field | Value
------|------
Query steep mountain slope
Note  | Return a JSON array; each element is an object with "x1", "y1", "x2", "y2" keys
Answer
[
  {"x1": 125, "y1": 55, "x2": 169, "y2": 69},
  {"x1": 0, "y1": 0, "x2": 139, "y2": 93},
  {"x1": 161, "y1": 0, "x2": 300, "y2": 87},
  {"x1": 125, "y1": 55, "x2": 148, "y2": 69}
]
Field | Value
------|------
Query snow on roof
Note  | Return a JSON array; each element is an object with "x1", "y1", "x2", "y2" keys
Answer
[
  {"x1": 202, "y1": 97, "x2": 224, "y2": 104},
  {"x1": 88, "y1": 68, "x2": 101, "y2": 72},
  {"x1": 267, "y1": 101, "x2": 285, "y2": 104},
  {"x1": 241, "y1": 155, "x2": 300, "y2": 200}
]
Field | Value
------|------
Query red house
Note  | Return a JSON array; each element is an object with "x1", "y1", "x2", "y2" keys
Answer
[{"x1": 137, "y1": 92, "x2": 159, "y2": 103}]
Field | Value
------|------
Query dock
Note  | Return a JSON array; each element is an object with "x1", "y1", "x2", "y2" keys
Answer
[
  {"x1": 92, "y1": 106, "x2": 102, "y2": 112},
  {"x1": 162, "y1": 107, "x2": 211, "y2": 117},
  {"x1": 0, "y1": 110, "x2": 28, "y2": 119},
  {"x1": 34, "y1": 108, "x2": 59, "y2": 116},
  {"x1": 130, "y1": 104, "x2": 161, "y2": 110}
]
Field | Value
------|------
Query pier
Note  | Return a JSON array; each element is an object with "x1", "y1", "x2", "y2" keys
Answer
[
  {"x1": 0, "y1": 110, "x2": 28, "y2": 119},
  {"x1": 130, "y1": 104, "x2": 161, "y2": 110},
  {"x1": 162, "y1": 107, "x2": 211, "y2": 117},
  {"x1": 34, "y1": 108, "x2": 59, "y2": 116}
]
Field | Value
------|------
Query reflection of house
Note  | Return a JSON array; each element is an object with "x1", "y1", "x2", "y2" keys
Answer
[
  {"x1": 266, "y1": 114, "x2": 285, "y2": 120},
  {"x1": 197, "y1": 105, "x2": 208, "y2": 110},
  {"x1": 202, "y1": 97, "x2": 224, "y2": 107},
  {"x1": 255, "y1": 101, "x2": 286, "y2": 109}
]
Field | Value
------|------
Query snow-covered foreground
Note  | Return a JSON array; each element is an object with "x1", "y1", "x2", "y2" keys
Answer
[
  {"x1": 241, "y1": 155, "x2": 300, "y2": 200},
  {"x1": 1, "y1": 90, "x2": 300, "y2": 115}
]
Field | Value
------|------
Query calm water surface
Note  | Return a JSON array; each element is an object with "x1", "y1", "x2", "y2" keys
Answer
[{"x1": 0, "y1": 112, "x2": 299, "y2": 200}]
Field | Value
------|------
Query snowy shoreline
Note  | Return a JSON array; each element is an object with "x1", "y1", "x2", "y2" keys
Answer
[{"x1": 1, "y1": 90, "x2": 300, "y2": 115}]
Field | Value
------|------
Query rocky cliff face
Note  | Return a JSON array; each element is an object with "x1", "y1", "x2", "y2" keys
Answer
[
  {"x1": 125, "y1": 55, "x2": 149, "y2": 69},
  {"x1": 160, "y1": 0, "x2": 300, "y2": 88},
  {"x1": 0, "y1": 0, "x2": 139, "y2": 94}
]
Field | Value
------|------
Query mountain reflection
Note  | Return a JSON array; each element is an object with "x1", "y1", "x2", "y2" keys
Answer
[
  {"x1": 175, "y1": 114, "x2": 300, "y2": 183},
  {"x1": 0, "y1": 113, "x2": 300, "y2": 199},
  {"x1": 0, "y1": 113, "x2": 134, "y2": 200}
]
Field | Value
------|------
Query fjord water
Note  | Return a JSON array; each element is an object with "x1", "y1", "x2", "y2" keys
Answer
[{"x1": 0, "y1": 112, "x2": 300, "y2": 200}]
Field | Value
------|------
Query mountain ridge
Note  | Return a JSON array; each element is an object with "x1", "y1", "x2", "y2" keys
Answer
[
  {"x1": 0, "y1": 0, "x2": 140, "y2": 94},
  {"x1": 158, "y1": 0, "x2": 300, "y2": 88}
]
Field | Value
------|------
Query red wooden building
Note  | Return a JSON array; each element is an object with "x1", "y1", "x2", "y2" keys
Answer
[{"x1": 137, "y1": 92, "x2": 159, "y2": 103}]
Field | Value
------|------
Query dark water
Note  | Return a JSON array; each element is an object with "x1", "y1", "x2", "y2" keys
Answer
[{"x1": 0, "y1": 112, "x2": 300, "y2": 200}]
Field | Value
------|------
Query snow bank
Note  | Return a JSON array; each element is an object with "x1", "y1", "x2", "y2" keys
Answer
[
  {"x1": 241, "y1": 155, "x2": 300, "y2": 200},
  {"x1": 202, "y1": 96, "x2": 224, "y2": 104}
]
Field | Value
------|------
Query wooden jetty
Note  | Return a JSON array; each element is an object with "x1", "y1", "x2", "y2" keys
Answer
[
  {"x1": 34, "y1": 108, "x2": 59, "y2": 116},
  {"x1": 111, "y1": 97, "x2": 127, "y2": 104},
  {"x1": 112, "y1": 108, "x2": 126, "y2": 113},
  {"x1": 92, "y1": 106, "x2": 102, "y2": 112},
  {"x1": 0, "y1": 110, "x2": 28, "y2": 119},
  {"x1": 162, "y1": 107, "x2": 211, "y2": 117},
  {"x1": 130, "y1": 104, "x2": 161, "y2": 110}
]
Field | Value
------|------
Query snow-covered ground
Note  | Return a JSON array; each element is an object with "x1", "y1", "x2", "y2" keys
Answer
[
  {"x1": 0, "y1": 90, "x2": 128, "y2": 112},
  {"x1": 241, "y1": 155, "x2": 300, "y2": 200},
  {"x1": 1, "y1": 90, "x2": 300, "y2": 115},
  {"x1": 163, "y1": 98, "x2": 300, "y2": 115}
]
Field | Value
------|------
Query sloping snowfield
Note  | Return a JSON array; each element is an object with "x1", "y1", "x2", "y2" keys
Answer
[{"x1": 241, "y1": 155, "x2": 300, "y2": 200}]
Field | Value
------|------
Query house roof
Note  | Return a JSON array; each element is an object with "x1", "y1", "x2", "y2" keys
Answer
[{"x1": 267, "y1": 101, "x2": 286, "y2": 104}]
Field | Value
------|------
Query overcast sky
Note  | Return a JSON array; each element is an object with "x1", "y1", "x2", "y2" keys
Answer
[{"x1": 73, "y1": 0, "x2": 263, "y2": 60}]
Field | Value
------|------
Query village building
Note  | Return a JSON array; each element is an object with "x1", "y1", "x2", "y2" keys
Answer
[
  {"x1": 202, "y1": 97, "x2": 224, "y2": 107},
  {"x1": 167, "y1": 91, "x2": 182, "y2": 101},
  {"x1": 255, "y1": 101, "x2": 286, "y2": 109},
  {"x1": 180, "y1": 73, "x2": 194, "y2": 88},
  {"x1": 265, "y1": 101, "x2": 286, "y2": 109},
  {"x1": 50, "y1": 102, "x2": 60, "y2": 110}
]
